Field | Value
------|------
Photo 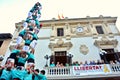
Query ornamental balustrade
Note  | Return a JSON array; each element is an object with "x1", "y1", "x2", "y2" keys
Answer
[{"x1": 44, "y1": 64, "x2": 120, "y2": 80}]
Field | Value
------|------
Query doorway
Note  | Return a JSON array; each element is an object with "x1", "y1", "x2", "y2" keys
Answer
[
  {"x1": 54, "y1": 51, "x2": 67, "y2": 66},
  {"x1": 101, "y1": 49, "x2": 118, "y2": 63}
]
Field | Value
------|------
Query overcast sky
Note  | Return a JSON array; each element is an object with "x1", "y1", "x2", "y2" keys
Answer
[{"x1": 0, "y1": 0, "x2": 120, "y2": 34}]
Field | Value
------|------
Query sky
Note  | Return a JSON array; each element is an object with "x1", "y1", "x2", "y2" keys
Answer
[{"x1": 0, "y1": 0, "x2": 120, "y2": 34}]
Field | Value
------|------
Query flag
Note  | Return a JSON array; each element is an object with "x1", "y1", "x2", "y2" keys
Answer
[
  {"x1": 61, "y1": 14, "x2": 64, "y2": 19},
  {"x1": 58, "y1": 14, "x2": 61, "y2": 19}
]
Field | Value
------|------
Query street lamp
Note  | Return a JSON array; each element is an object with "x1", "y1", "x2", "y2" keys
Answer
[
  {"x1": 44, "y1": 55, "x2": 50, "y2": 67},
  {"x1": 99, "y1": 50, "x2": 108, "y2": 64},
  {"x1": 68, "y1": 54, "x2": 73, "y2": 66}
]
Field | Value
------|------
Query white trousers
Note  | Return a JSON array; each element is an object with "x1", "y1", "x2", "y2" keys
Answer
[
  {"x1": 23, "y1": 22, "x2": 28, "y2": 29},
  {"x1": 28, "y1": 12, "x2": 33, "y2": 17},
  {"x1": 22, "y1": 45, "x2": 30, "y2": 52},
  {"x1": 30, "y1": 40, "x2": 37, "y2": 49},
  {"x1": 16, "y1": 36, "x2": 23, "y2": 45}
]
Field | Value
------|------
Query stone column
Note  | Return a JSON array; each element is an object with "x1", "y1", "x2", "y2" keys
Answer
[
  {"x1": 65, "y1": 23, "x2": 71, "y2": 40},
  {"x1": 89, "y1": 22, "x2": 98, "y2": 38},
  {"x1": 103, "y1": 22, "x2": 112, "y2": 34},
  {"x1": 50, "y1": 24, "x2": 55, "y2": 41}
]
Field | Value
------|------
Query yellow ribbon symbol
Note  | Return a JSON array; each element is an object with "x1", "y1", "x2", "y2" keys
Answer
[{"x1": 103, "y1": 64, "x2": 110, "y2": 73}]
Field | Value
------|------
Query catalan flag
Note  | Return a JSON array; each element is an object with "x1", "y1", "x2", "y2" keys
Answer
[
  {"x1": 58, "y1": 14, "x2": 61, "y2": 19},
  {"x1": 61, "y1": 14, "x2": 64, "y2": 19}
]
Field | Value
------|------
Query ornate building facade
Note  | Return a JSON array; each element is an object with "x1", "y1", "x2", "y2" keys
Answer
[
  {"x1": 0, "y1": 33, "x2": 12, "y2": 64},
  {"x1": 2, "y1": 15, "x2": 120, "y2": 80}
]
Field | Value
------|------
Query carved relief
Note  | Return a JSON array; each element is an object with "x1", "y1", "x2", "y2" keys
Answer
[
  {"x1": 57, "y1": 38, "x2": 64, "y2": 46},
  {"x1": 80, "y1": 44, "x2": 89, "y2": 55},
  {"x1": 94, "y1": 36, "x2": 118, "y2": 48},
  {"x1": 9, "y1": 44, "x2": 23, "y2": 51},
  {"x1": 49, "y1": 38, "x2": 73, "y2": 50},
  {"x1": 71, "y1": 27, "x2": 76, "y2": 33}
]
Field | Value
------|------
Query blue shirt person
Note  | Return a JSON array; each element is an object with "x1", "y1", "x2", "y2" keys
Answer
[
  {"x1": 11, "y1": 67, "x2": 28, "y2": 80},
  {"x1": 50, "y1": 61, "x2": 55, "y2": 67},
  {"x1": 33, "y1": 69, "x2": 47, "y2": 80},
  {"x1": 0, "y1": 68, "x2": 12, "y2": 80}
]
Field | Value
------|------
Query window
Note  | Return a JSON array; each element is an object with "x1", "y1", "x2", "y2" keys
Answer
[
  {"x1": 0, "y1": 41, "x2": 3, "y2": 47},
  {"x1": 96, "y1": 26, "x2": 104, "y2": 34},
  {"x1": 103, "y1": 49, "x2": 114, "y2": 53},
  {"x1": 55, "y1": 51, "x2": 66, "y2": 56},
  {"x1": 57, "y1": 28, "x2": 64, "y2": 36}
]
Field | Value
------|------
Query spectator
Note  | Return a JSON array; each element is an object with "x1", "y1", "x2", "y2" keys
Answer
[
  {"x1": 60, "y1": 63, "x2": 64, "y2": 67},
  {"x1": 72, "y1": 62, "x2": 76, "y2": 66},
  {"x1": 89, "y1": 60, "x2": 96, "y2": 65},
  {"x1": 84, "y1": 61, "x2": 88, "y2": 66},
  {"x1": 110, "y1": 60, "x2": 115, "y2": 64},
  {"x1": 114, "y1": 60, "x2": 120, "y2": 64},
  {"x1": 65, "y1": 63, "x2": 69, "y2": 67},
  {"x1": 92, "y1": 60, "x2": 96, "y2": 65},
  {"x1": 75, "y1": 61, "x2": 79, "y2": 66},
  {"x1": 100, "y1": 59, "x2": 105, "y2": 64},
  {"x1": 79, "y1": 62, "x2": 83, "y2": 66},
  {"x1": 50, "y1": 61, "x2": 55, "y2": 67},
  {"x1": 89, "y1": 61, "x2": 93, "y2": 65},
  {"x1": 56, "y1": 62, "x2": 61, "y2": 67},
  {"x1": 96, "y1": 60, "x2": 101, "y2": 65}
]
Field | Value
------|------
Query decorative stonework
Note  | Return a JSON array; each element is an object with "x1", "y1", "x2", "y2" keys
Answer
[
  {"x1": 9, "y1": 45, "x2": 15, "y2": 51},
  {"x1": 9, "y1": 44, "x2": 23, "y2": 51},
  {"x1": 48, "y1": 38, "x2": 73, "y2": 50},
  {"x1": 94, "y1": 36, "x2": 118, "y2": 48},
  {"x1": 57, "y1": 38, "x2": 64, "y2": 46},
  {"x1": 80, "y1": 44, "x2": 89, "y2": 55}
]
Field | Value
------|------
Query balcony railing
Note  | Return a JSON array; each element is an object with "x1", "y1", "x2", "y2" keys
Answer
[
  {"x1": 44, "y1": 66, "x2": 72, "y2": 76},
  {"x1": 44, "y1": 64, "x2": 120, "y2": 80},
  {"x1": 110, "y1": 64, "x2": 120, "y2": 73}
]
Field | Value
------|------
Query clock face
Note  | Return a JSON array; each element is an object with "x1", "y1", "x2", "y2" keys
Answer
[{"x1": 76, "y1": 27, "x2": 83, "y2": 32}]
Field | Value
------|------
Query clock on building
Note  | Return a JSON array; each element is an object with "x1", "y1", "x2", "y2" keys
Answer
[{"x1": 76, "y1": 27, "x2": 83, "y2": 32}]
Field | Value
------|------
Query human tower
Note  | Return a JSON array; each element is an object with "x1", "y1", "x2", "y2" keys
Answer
[
  {"x1": 0, "y1": 2, "x2": 48, "y2": 80},
  {"x1": 6, "y1": 2, "x2": 42, "y2": 70}
]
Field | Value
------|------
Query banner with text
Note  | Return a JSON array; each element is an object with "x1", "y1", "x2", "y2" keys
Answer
[{"x1": 73, "y1": 64, "x2": 112, "y2": 76}]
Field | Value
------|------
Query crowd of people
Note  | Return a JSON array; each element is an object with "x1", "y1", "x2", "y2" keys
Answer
[
  {"x1": 0, "y1": 64, "x2": 46, "y2": 80},
  {"x1": 49, "y1": 60, "x2": 104, "y2": 68},
  {"x1": 0, "y1": 2, "x2": 47, "y2": 80},
  {"x1": 50, "y1": 59, "x2": 120, "y2": 68}
]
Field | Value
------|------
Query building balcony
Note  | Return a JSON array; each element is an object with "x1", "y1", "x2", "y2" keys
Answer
[{"x1": 44, "y1": 64, "x2": 120, "y2": 80}]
